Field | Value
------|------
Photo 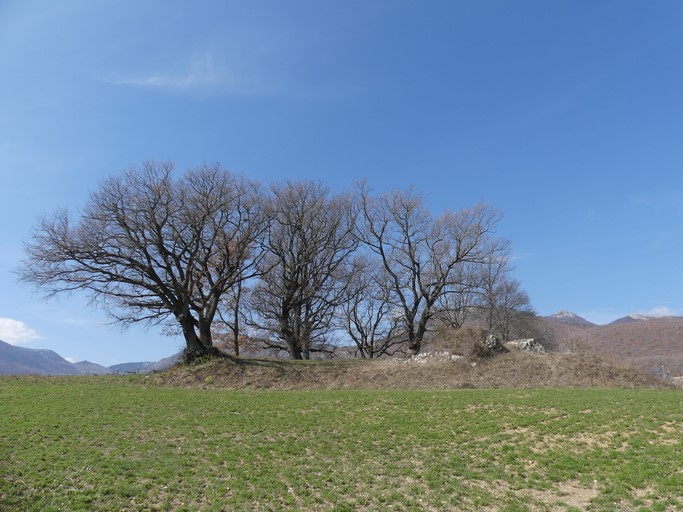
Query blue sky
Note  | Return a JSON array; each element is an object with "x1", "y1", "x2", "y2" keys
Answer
[{"x1": 2, "y1": 0, "x2": 682, "y2": 365}]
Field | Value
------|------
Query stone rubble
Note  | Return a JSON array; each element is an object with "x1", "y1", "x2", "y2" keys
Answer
[
  {"x1": 483, "y1": 334, "x2": 509, "y2": 354},
  {"x1": 391, "y1": 335, "x2": 546, "y2": 363},
  {"x1": 505, "y1": 338, "x2": 546, "y2": 354},
  {"x1": 392, "y1": 351, "x2": 463, "y2": 364}
]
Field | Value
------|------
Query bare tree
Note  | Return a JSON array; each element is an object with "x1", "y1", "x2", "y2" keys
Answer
[
  {"x1": 213, "y1": 279, "x2": 248, "y2": 356},
  {"x1": 340, "y1": 255, "x2": 404, "y2": 358},
  {"x1": 433, "y1": 261, "x2": 481, "y2": 329},
  {"x1": 474, "y1": 247, "x2": 534, "y2": 340},
  {"x1": 560, "y1": 333, "x2": 594, "y2": 355},
  {"x1": 17, "y1": 161, "x2": 266, "y2": 360},
  {"x1": 248, "y1": 181, "x2": 357, "y2": 359},
  {"x1": 357, "y1": 183, "x2": 505, "y2": 354},
  {"x1": 483, "y1": 278, "x2": 535, "y2": 340}
]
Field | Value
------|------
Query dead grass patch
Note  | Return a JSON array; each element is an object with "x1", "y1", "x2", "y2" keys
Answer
[
  {"x1": 148, "y1": 349, "x2": 670, "y2": 391},
  {"x1": 525, "y1": 480, "x2": 600, "y2": 511}
]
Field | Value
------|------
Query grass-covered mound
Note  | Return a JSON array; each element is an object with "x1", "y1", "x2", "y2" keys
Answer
[{"x1": 148, "y1": 349, "x2": 668, "y2": 390}]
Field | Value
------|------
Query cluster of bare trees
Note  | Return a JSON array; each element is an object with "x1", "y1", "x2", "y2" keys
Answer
[{"x1": 18, "y1": 161, "x2": 533, "y2": 361}]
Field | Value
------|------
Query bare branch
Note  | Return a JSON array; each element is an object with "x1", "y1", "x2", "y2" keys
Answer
[
  {"x1": 356, "y1": 182, "x2": 505, "y2": 354},
  {"x1": 17, "y1": 161, "x2": 266, "y2": 358},
  {"x1": 248, "y1": 181, "x2": 358, "y2": 359}
]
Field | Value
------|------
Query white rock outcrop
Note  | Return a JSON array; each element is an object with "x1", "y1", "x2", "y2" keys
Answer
[
  {"x1": 505, "y1": 338, "x2": 546, "y2": 354},
  {"x1": 392, "y1": 351, "x2": 463, "y2": 364}
]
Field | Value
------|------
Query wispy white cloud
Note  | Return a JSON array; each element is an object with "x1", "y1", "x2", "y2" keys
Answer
[
  {"x1": 107, "y1": 53, "x2": 218, "y2": 89},
  {"x1": 510, "y1": 251, "x2": 533, "y2": 262},
  {"x1": 636, "y1": 306, "x2": 682, "y2": 318},
  {"x1": 0, "y1": 318, "x2": 41, "y2": 345},
  {"x1": 100, "y1": 51, "x2": 274, "y2": 96}
]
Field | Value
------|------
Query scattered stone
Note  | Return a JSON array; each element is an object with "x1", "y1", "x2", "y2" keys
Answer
[
  {"x1": 505, "y1": 338, "x2": 546, "y2": 354},
  {"x1": 483, "y1": 334, "x2": 509, "y2": 354},
  {"x1": 412, "y1": 351, "x2": 454, "y2": 363},
  {"x1": 391, "y1": 351, "x2": 462, "y2": 364}
]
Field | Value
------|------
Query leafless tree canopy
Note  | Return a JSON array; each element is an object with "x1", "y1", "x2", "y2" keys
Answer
[
  {"x1": 247, "y1": 181, "x2": 358, "y2": 359},
  {"x1": 17, "y1": 161, "x2": 266, "y2": 359},
  {"x1": 18, "y1": 162, "x2": 534, "y2": 361},
  {"x1": 357, "y1": 183, "x2": 507, "y2": 354},
  {"x1": 339, "y1": 254, "x2": 404, "y2": 358}
]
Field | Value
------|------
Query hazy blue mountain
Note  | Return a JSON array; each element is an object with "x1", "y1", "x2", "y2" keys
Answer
[
  {"x1": 0, "y1": 339, "x2": 180, "y2": 376},
  {"x1": 108, "y1": 353, "x2": 181, "y2": 374},
  {"x1": 109, "y1": 361, "x2": 157, "y2": 374},
  {"x1": 151, "y1": 353, "x2": 181, "y2": 371},
  {"x1": 0, "y1": 339, "x2": 109, "y2": 375},
  {"x1": 72, "y1": 360, "x2": 112, "y2": 375}
]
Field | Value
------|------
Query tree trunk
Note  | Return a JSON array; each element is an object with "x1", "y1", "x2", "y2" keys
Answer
[
  {"x1": 231, "y1": 329, "x2": 240, "y2": 357},
  {"x1": 197, "y1": 316, "x2": 214, "y2": 349},
  {"x1": 407, "y1": 326, "x2": 422, "y2": 355},
  {"x1": 280, "y1": 326, "x2": 303, "y2": 359},
  {"x1": 179, "y1": 309, "x2": 217, "y2": 361},
  {"x1": 287, "y1": 341, "x2": 303, "y2": 360},
  {"x1": 279, "y1": 312, "x2": 305, "y2": 359},
  {"x1": 232, "y1": 280, "x2": 242, "y2": 357},
  {"x1": 302, "y1": 335, "x2": 310, "y2": 360},
  {"x1": 408, "y1": 338, "x2": 421, "y2": 355},
  {"x1": 181, "y1": 319, "x2": 207, "y2": 356},
  {"x1": 405, "y1": 319, "x2": 421, "y2": 355},
  {"x1": 408, "y1": 308, "x2": 432, "y2": 355}
]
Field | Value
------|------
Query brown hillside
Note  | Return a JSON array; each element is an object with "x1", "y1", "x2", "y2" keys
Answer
[
  {"x1": 541, "y1": 317, "x2": 683, "y2": 377},
  {"x1": 587, "y1": 318, "x2": 683, "y2": 376},
  {"x1": 535, "y1": 316, "x2": 594, "y2": 351}
]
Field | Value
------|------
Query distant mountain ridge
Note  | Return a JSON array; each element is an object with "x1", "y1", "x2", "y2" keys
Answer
[
  {"x1": 544, "y1": 311, "x2": 595, "y2": 327},
  {"x1": 109, "y1": 361, "x2": 158, "y2": 374},
  {"x1": 545, "y1": 310, "x2": 683, "y2": 327},
  {"x1": 540, "y1": 313, "x2": 683, "y2": 377},
  {"x1": 109, "y1": 353, "x2": 180, "y2": 374},
  {"x1": 0, "y1": 339, "x2": 111, "y2": 375},
  {"x1": 0, "y1": 339, "x2": 177, "y2": 376},
  {"x1": 608, "y1": 313, "x2": 682, "y2": 325}
]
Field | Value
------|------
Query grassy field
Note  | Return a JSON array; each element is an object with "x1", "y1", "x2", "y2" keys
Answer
[{"x1": 1, "y1": 377, "x2": 681, "y2": 511}]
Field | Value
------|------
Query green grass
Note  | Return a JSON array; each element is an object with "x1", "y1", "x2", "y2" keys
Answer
[{"x1": 1, "y1": 378, "x2": 681, "y2": 511}]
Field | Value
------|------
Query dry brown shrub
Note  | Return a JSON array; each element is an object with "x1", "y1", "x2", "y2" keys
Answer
[{"x1": 427, "y1": 326, "x2": 499, "y2": 360}]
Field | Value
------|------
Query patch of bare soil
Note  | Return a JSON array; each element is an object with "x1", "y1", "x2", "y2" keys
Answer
[
  {"x1": 147, "y1": 350, "x2": 671, "y2": 390},
  {"x1": 525, "y1": 480, "x2": 600, "y2": 511}
]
